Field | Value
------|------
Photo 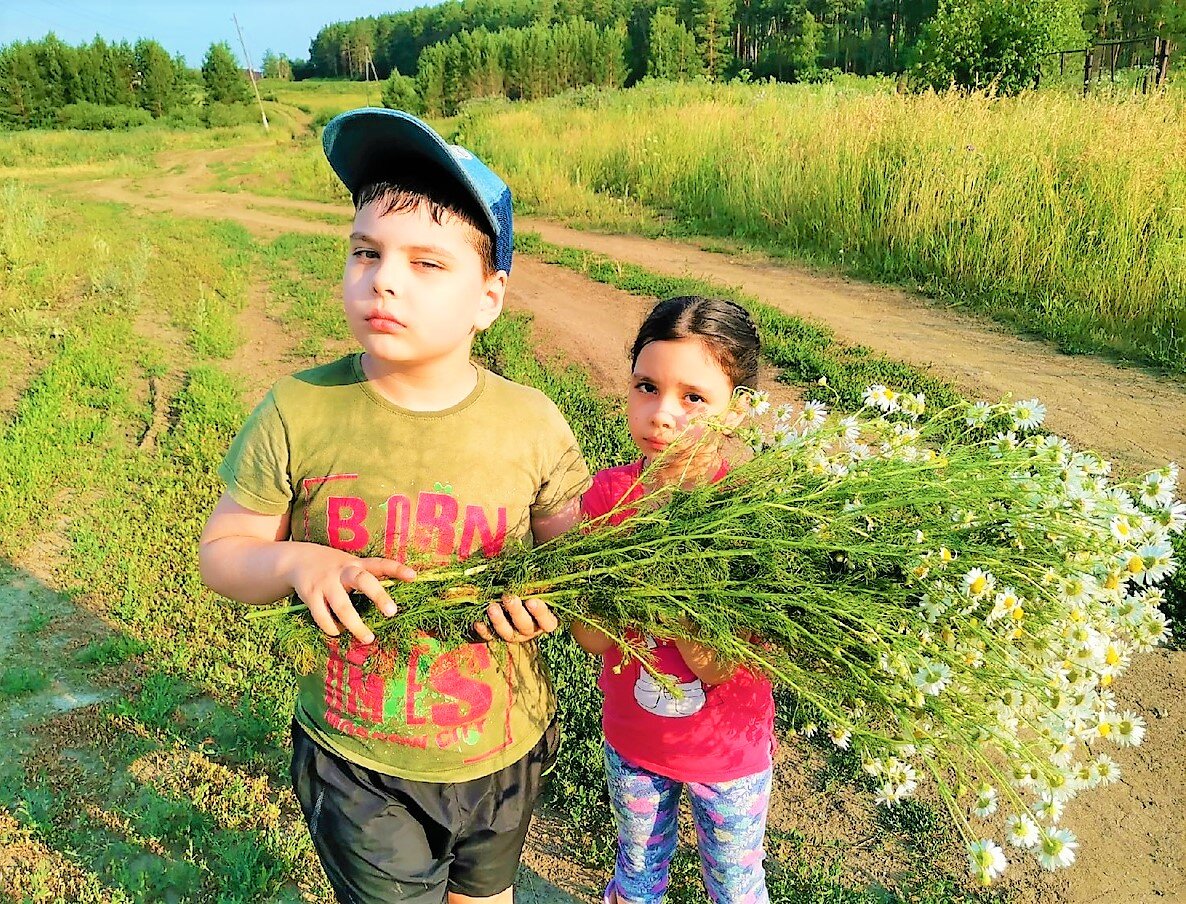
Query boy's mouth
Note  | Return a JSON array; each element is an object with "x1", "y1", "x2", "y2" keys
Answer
[{"x1": 366, "y1": 312, "x2": 407, "y2": 333}]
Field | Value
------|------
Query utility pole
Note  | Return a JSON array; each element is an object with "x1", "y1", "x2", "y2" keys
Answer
[
  {"x1": 233, "y1": 14, "x2": 269, "y2": 130},
  {"x1": 364, "y1": 46, "x2": 380, "y2": 106}
]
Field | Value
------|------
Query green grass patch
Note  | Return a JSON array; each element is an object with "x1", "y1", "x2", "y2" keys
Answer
[{"x1": 0, "y1": 667, "x2": 50, "y2": 697}]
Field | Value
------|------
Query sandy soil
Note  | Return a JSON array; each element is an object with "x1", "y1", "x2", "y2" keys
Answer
[{"x1": 24, "y1": 146, "x2": 1183, "y2": 904}]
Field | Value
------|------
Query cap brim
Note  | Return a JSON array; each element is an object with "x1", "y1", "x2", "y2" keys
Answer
[{"x1": 322, "y1": 107, "x2": 499, "y2": 238}]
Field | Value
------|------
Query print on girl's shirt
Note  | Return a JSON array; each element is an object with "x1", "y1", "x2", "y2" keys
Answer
[{"x1": 633, "y1": 635, "x2": 706, "y2": 718}]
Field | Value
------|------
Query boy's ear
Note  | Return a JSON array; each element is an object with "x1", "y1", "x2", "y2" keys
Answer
[{"x1": 474, "y1": 269, "x2": 507, "y2": 331}]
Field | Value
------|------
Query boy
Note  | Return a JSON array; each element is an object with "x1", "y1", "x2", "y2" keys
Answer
[{"x1": 199, "y1": 108, "x2": 590, "y2": 904}]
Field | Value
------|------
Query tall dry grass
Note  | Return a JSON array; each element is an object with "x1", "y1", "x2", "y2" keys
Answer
[{"x1": 456, "y1": 80, "x2": 1186, "y2": 372}]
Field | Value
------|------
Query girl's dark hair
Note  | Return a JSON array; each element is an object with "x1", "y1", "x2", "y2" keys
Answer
[{"x1": 631, "y1": 296, "x2": 760, "y2": 389}]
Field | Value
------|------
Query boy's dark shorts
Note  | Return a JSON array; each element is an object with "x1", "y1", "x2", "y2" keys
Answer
[{"x1": 291, "y1": 719, "x2": 560, "y2": 904}]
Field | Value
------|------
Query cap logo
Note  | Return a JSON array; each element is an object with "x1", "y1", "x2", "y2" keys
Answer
[{"x1": 449, "y1": 146, "x2": 474, "y2": 161}]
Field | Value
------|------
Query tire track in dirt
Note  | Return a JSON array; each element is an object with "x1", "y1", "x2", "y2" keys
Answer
[{"x1": 55, "y1": 151, "x2": 1185, "y2": 904}]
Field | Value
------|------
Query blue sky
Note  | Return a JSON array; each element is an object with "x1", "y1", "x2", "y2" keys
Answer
[{"x1": 0, "y1": 1, "x2": 424, "y2": 68}]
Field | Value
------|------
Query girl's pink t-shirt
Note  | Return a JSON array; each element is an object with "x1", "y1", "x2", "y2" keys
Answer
[{"x1": 581, "y1": 459, "x2": 775, "y2": 783}]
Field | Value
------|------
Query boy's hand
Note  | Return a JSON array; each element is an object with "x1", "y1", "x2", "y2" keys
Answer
[
  {"x1": 290, "y1": 549, "x2": 416, "y2": 644},
  {"x1": 473, "y1": 594, "x2": 558, "y2": 644}
]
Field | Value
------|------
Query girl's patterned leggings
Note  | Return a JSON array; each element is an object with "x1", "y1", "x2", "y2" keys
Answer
[{"x1": 603, "y1": 741, "x2": 772, "y2": 904}]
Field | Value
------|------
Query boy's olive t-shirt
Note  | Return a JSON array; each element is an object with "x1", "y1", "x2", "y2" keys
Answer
[{"x1": 218, "y1": 355, "x2": 590, "y2": 782}]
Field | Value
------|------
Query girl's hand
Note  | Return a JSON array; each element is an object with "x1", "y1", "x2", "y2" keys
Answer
[{"x1": 473, "y1": 594, "x2": 558, "y2": 643}]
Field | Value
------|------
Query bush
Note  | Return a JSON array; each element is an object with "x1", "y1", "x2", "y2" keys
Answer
[
  {"x1": 56, "y1": 103, "x2": 153, "y2": 131},
  {"x1": 162, "y1": 106, "x2": 205, "y2": 129},
  {"x1": 204, "y1": 102, "x2": 259, "y2": 128},
  {"x1": 381, "y1": 71, "x2": 422, "y2": 114}
]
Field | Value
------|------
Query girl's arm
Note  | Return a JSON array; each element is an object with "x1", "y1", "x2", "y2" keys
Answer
[
  {"x1": 673, "y1": 635, "x2": 738, "y2": 686},
  {"x1": 571, "y1": 620, "x2": 615, "y2": 655}
]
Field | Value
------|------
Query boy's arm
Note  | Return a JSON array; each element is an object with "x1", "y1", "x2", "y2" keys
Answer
[
  {"x1": 474, "y1": 497, "x2": 582, "y2": 643},
  {"x1": 199, "y1": 492, "x2": 415, "y2": 644}
]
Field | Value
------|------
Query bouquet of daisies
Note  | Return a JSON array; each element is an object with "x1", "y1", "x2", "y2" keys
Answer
[{"x1": 258, "y1": 387, "x2": 1180, "y2": 885}]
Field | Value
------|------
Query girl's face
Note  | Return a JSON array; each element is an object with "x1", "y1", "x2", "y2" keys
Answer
[{"x1": 628, "y1": 337, "x2": 735, "y2": 465}]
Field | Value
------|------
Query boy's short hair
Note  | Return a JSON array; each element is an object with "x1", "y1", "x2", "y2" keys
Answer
[
  {"x1": 353, "y1": 172, "x2": 497, "y2": 277},
  {"x1": 323, "y1": 108, "x2": 513, "y2": 274}
]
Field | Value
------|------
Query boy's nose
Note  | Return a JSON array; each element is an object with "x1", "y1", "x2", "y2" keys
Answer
[{"x1": 372, "y1": 258, "x2": 406, "y2": 296}]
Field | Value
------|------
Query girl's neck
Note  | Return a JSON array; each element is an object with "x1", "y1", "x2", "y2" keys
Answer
[{"x1": 640, "y1": 450, "x2": 724, "y2": 491}]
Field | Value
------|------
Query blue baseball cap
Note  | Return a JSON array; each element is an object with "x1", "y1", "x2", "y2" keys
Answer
[{"x1": 322, "y1": 107, "x2": 513, "y2": 273}]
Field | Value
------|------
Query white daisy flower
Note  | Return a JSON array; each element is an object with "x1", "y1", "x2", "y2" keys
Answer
[
  {"x1": 1150, "y1": 500, "x2": 1186, "y2": 534},
  {"x1": 827, "y1": 724, "x2": 852, "y2": 749},
  {"x1": 962, "y1": 567, "x2": 996, "y2": 598},
  {"x1": 899, "y1": 392, "x2": 926, "y2": 419},
  {"x1": 972, "y1": 784, "x2": 999, "y2": 818},
  {"x1": 965, "y1": 401, "x2": 993, "y2": 427},
  {"x1": 1092, "y1": 754, "x2": 1121, "y2": 784},
  {"x1": 1012, "y1": 398, "x2": 1047, "y2": 431},
  {"x1": 912, "y1": 660, "x2": 953, "y2": 696},
  {"x1": 742, "y1": 389, "x2": 771, "y2": 416},
  {"x1": 773, "y1": 403, "x2": 796, "y2": 423},
  {"x1": 797, "y1": 400, "x2": 828, "y2": 431},
  {"x1": 838, "y1": 416, "x2": 860, "y2": 443},
  {"x1": 1113, "y1": 711, "x2": 1146, "y2": 747},
  {"x1": 967, "y1": 838, "x2": 1008, "y2": 884},
  {"x1": 864, "y1": 384, "x2": 901, "y2": 413},
  {"x1": 1005, "y1": 813, "x2": 1040, "y2": 849},
  {"x1": 1036, "y1": 827, "x2": 1077, "y2": 871}
]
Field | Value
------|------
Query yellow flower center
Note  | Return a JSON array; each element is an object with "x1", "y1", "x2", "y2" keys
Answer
[
  {"x1": 1105, "y1": 646, "x2": 1120, "y2": 666},
  {"x1": 1011, "y1": 607, "x2": 1025, "y2": 621},
  {"x1": 1097, "y1": 721, "x2": 1112, "y2": 737},
  {"x1": 970, "y1": 576, "x2": 987, "y2": 595},
  {"x1": 1126, "y1": 555, "x2": 1144, "y2": 574}
]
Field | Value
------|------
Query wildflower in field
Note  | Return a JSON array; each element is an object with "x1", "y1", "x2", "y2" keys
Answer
[
  {"x1": 827, "y1": 724, "x2": 852, "y2": 749},
  {"x1": 742, "y1": 389, "x2": 771, "y2": 416},
  {"x1": 899, "y1": 392, "x2": 926, "y2": 419},
  {"x1": 967, "y1": 839, "x2": 1008, "y2": 884},
  {"x1": 1036, "y1": 828, "x2": 1078, "y2": 871}
]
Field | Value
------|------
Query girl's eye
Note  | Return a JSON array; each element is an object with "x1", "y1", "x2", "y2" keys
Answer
[
  {"x1": 414, "y1": 259, "x2": 444, "y2": 270},
  {"x1": 686, "y1": 393, "x2": 706, "y2": 405},
  {"x1": 351, "y1": 248, "x2": 378, "y2": 260},
  {"x1": 634, "y1": 380, "x2": 657, "y2": 394}
]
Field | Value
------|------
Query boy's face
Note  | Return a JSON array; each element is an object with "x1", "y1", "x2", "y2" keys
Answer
[{"x1": 343, "y1": 200, "x2": 505, "y2": 374}]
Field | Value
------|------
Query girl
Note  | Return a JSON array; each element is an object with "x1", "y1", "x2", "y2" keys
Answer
[{"x1": 572, "y1": 296, "x2": 776, "y2": 904}]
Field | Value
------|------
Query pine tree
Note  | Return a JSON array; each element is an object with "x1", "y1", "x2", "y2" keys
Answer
[
  {"x1": 690, "y1": 0, "x2": 736, "y2": 79},
  {"x1": 648, "y1": 6, "x2": 705, "y2": 79},
  {"x1": 136, "y1": 39, "x2": 180, "y2": 116},
  {"x1": 202, "y1": 41, "x2": 250, "y2": 104}
]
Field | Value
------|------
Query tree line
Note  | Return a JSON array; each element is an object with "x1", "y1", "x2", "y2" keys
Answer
[
  {"x1": 304, "y1": 0, "x2": 1183, "y2": 88},
  {"x1": 0, "y1": 35, "x2": 257, "y2": 130}
]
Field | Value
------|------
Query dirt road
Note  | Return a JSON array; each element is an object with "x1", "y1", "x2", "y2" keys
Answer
[{"x1": 54, "y1": 147, "x2": 1185, "y2": 904}]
